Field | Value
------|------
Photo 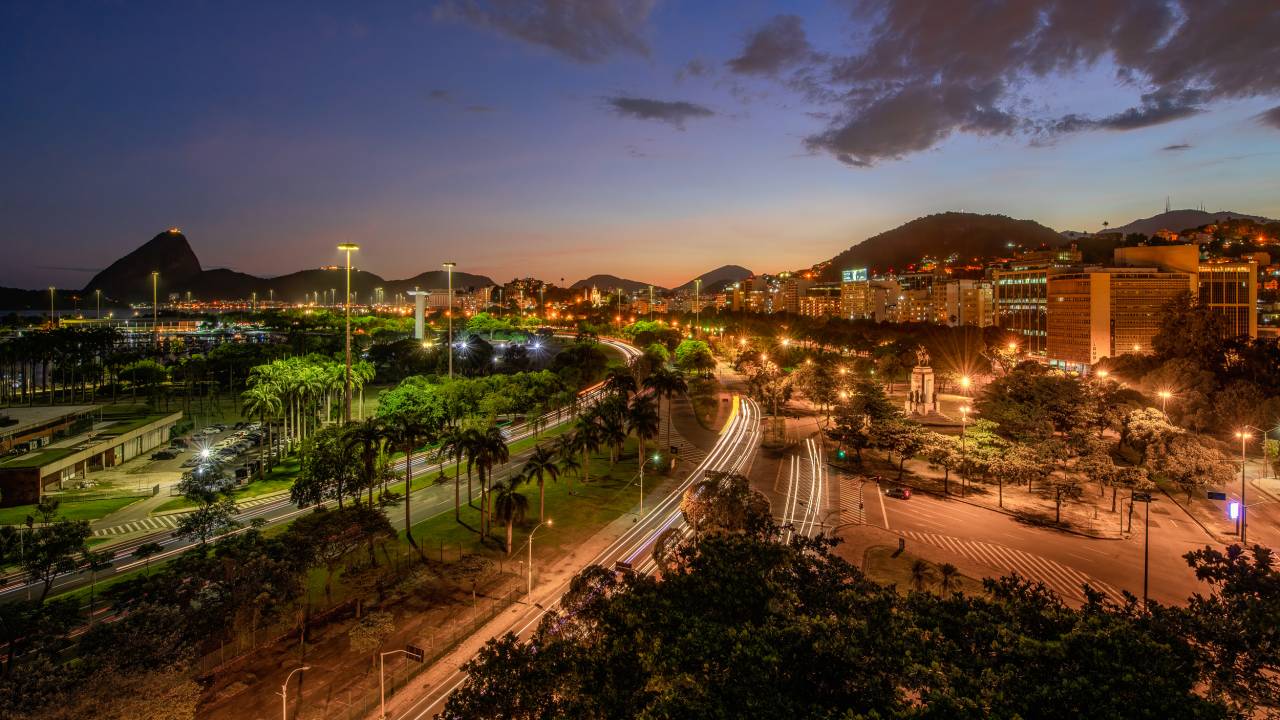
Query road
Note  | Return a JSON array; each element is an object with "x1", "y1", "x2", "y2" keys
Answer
[
  {"x1": 863, "y1": 479, "x2": 1208, "y2": 606},
  {"x1": 0, "y1": 337, "x2": 641, "y2": 603},
  {"x1": 392, "y1": 395, "x2": 762, "y2": 720}
]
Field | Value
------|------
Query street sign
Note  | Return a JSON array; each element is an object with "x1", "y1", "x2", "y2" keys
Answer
[
  {"x1": 1207, "y1": 491, "x2": 1227, "y2": 501},
  {"x1": 405, "y1": 645, "x2": 425, "y2": 663}
]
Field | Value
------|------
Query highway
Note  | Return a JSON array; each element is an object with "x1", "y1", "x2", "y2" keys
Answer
[
  {"x1": 394, "y1": 395, "x2": 762, "y2": 720},
  {"x1": 0, "y1": 337, "x2": 641, "y2": 603},
  {"x1": 781, "y1": 436, "x2": 828, "y2": 543}
]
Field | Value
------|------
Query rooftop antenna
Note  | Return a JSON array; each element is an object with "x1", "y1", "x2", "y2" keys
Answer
[{"x1": 1165, "y1": 196, "x2": 1171, "y2": 213}]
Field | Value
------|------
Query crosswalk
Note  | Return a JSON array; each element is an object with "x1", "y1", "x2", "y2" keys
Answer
[
  {"x1": 837, "y1": 472, "x2": 866, "y2": 526},
  {"x1": 93, "y1": 492, "x2": 288, "y2": 536},
  {"x1": 95, "y1": 515, "x2": 178, "y2": 536},
  {"x1": 899, "y1": 529, "x2": 1126, "y2": 605},
  {"x1": 663, "y1": 434, "x2": 707, "y2": 465}
]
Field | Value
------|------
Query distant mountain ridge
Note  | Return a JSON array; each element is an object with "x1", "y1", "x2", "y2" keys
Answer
[
  {"x1": 1103, "y1": 210, "x2": 1274, "y2": 236},
  {"x1": 674, "y1": 265, "x2": 752, "y2": 293},
  {"x1": 810, "y1": 212, "x2": 1066, "y2": 280},
  {"x1": 73, "y1": 230, "x2": 496, "y2": 303},
  {"x1": 570, "y1": 275, "x2": 661, "y2": 293}
]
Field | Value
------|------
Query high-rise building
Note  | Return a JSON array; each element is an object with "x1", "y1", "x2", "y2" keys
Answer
[
  {"x1": 1113, "y1": 244, "x2": 1258, "y2": 339},
  {"x1": 993, "y1": 265, "x2": 1055, "y2": 354},
  {"x1": 839, "y1": 268, "x2": 869, "y2": 319},
  {"x1": 780, "y1": 274, "x2": 813, "y2": 314},
  {"x1": 1046, "y1": 269, "x2": 1192, "y2": 370},
  {"x1": 799, "y1": 283, "x2": 841, "y2": 317},
  {"x1": 1198, "y1": 258, "x2": 1258, "y2": 339},
  {"x1": 934, "y1": 279, "x2": 995, "y2": 327}
]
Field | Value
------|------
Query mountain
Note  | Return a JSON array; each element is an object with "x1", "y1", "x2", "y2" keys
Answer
[
  {"x1": 72, "y1": 230, "x2": 496, "y2": 303},
  {"x1": 570, "y1": 275, "x2": 660, "y2": 293},
  {"x1": 674, "y1": 265, "x2": 752, "y2": 293},
  {"x1": 812, "y1": 212, "x2": 1066, "y2": 280},
  {"x1": 84, "y1": 228, "x2": 203, "y2": 302},
  {"x1": 1103, "y1": 210, "x2": 1274, "y2": 236}
]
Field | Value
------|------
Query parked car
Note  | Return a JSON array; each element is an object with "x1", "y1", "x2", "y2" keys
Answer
[
  {"x1": 150, "y1": 450, "x2": 176, "y2": 460},
  {"x1": 885, "y1": 486, "x2": 912, "y2": 500}
]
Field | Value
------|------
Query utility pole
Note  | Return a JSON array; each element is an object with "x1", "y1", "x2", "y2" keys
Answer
[
  {"x1": 648, "y1": 284, "x2": 654, "y2": 320},
  {"x1": 48, "y1": 287, "x2": 56, "y2": 327},
  {"x1": 94, "y1": 289, "x2": 101, "y2": 320},
  {"x1": 338, "y1": 244, "x2": 359, "y2": 422},
  {"x1": 443, "y1": 262, "x2": 456, "y2": 379},
  {"x1": 1135, "y1": 492, "x2": 1153, "y2": 610}
]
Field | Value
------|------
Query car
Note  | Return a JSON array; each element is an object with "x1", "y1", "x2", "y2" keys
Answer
[
  {"x1": 885, "y1": 486, "x2": 912, "y2": 500},
  {"x1": 150, "y1": 450, "x2": 176, "y2": 460}
]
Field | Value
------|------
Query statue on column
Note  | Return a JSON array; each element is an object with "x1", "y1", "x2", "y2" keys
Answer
[{"x1": 915, "y1": 345, "x2": 931, "y2": 368}]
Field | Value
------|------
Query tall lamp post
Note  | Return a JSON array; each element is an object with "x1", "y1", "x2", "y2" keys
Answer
[
  {"x1": 442, "y1": 262, "x2": 456, "y2": 379},
  {"x1": 694, "y1": 278, "x2": 701, "y2": 336},
  {"x1": 278, "y1": 666, "x2": 311, "y2": 720},
  {"x1": 338, "y1": 243, "x2": 359, "y2": 422},
  {"x1": 94, "y1": 289, "x2": 101, "y2": 320},
  {"x1": 151, "y1": 271, "x2": 159, "y2": 345},
  {"x1": 1134, "y1": 491, "x2": 1153, "y2": 610},
  {"x1": 1157, "y1": 390, "x2": 1172, "y2": 414},
  {"x1": 959, "y1": 405, "x2": 970, "y2": 499},
  {"x1": 528, "y1": 519, "x2": 552, "y2": 599},
  {"x1": 1237, "y1": 427, "x2": 1261, "y2": 545},
  {"x1": 47, "y1": 286, "x2": 56, "y2": 327}
]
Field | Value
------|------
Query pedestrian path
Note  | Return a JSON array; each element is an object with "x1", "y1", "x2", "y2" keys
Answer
[
  {"x1": 838, "y1": 472, "x2": 866, "y2": 526},
  {"x1": 663, "y1": 433, "x2": 707, "y2": 465},
  {"x1": 93, "y1": 491, "x2": 289, "y2": 536},
  {"x1": 899, "y1": 529, "x2": 1125, "y2": 604}
]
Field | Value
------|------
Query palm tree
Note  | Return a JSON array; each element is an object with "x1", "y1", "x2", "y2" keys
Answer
[
  {"x1": 388, "y1": 411, "x2": 432, "y2": 550},
  {"x1": 439, "y1": 425, "x2": 468, "y2": 522},
  {"x1": 345, "y1": 417, "x2": 387, "y2": 506},
  {"x1": 492, "y1": 477, "x2": 529, "y2": 555},
  {"x1": 645, "y1": 368, "x2": 687, "y2": 450},
  {"x1": 572, "y1": 417, "x2": 601, "y2": 486},
  {"x1": 241, "y1": 385, "x2": 281, "y2": 480},
  {"x1": 521, "y1": 444, "x2": 560, "y2": 523},
  {"x1": 472, "y1": 425, "x2": 510, "y2": 541},
  {"x1": 938, "y1": 563, "x2": 960, "y2": 595},
  {"x1": 353, "y1": 360, "x2": 376, "y2": 420},
  {"x1": 627, "y1": 395, "x2": 660, "y2": 479},
  {"x1": 598, "y1": 411, "x2": 627, "y2": 469},
  {"x1": 553, "y1": 434, "x2": 582, "y2": 495},
  {"x1": 909, "y1": 559, "x2": 935, "y2": 593}
]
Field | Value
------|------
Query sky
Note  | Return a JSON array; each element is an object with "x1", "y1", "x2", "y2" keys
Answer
[{"x1": 2, "y1": 0, "x2": 1279, "y2": 290}]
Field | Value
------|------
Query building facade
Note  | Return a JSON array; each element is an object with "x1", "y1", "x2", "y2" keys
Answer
[{"x1": 1046, "y1": 269, "x2": 1192, "y2": 370}]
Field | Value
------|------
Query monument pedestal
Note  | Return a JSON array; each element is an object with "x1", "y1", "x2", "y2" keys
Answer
[{"x1": 904, "y1": 365, "x2": 937, "y2": 416}]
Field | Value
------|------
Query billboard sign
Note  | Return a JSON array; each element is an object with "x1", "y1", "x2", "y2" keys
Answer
[{"x1": 841, "y1": 268, "x2": 868, "y2": 283}]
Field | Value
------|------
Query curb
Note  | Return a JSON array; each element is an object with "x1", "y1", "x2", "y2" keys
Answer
[{"x1": 1157, "y1": 485, "x2": 1233, "y2": 545}]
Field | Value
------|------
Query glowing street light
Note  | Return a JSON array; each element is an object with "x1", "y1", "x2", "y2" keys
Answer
[
  {"x1": 338, "y1": 243, "x2": 359, "y2": 422},
  {"x1": 1157, "y1": 390, "x2": 1172, "y2": 413},
  {"x1": 1235, "y1": 428, "x2": 1258, "y2": 544}
]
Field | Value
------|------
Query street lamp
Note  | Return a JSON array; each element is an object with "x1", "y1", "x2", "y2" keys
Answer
[
  {"x1": 443, "y1": 262, "x2": 456, "y2": 379},
  {"x1": 1236, "y1": 428, "x2": 1259, "y2": 545},
  {"x1": 94, "y1": 289, "x2": 101, "y2": 320},
  {"x1": 338, "y1": 243, "x2": 359, "y2": 422},
  {"x1": 47, "y1": 286, "x2": 56, "y2": 327},
  {"x1": 959, "y1": 406, "x2": 970, "y2": 499},
  {"x1": 960, "y1": 375, "x2": 971, "y2": 397},
  {"x1": 1134, "y1": 491, "x2": 1153, "y2": 610},
  {"x1": 1157, "y1": 390, "x2": 1172, "y2": 414},
  {"x1": 278, "y1": 666, "x2": 311, "y2": 720},
  {"x1": 1096, "y1": 369, "x2": 1109, "y2": 379},
  {"x1": 151, "y1": 271, "x2": 159, "y2": 345},
  {"x1": 528, "y1": 519, "x2": 552, "y2": 598},
  {"x1": 639, "y1": 453, "x2": 661, "y2": 516}
]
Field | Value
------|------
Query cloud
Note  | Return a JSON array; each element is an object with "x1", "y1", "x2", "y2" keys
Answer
[
  {"x1": 1162, "y1": 143, "x2": 1192, "y2": 151},
  {"x1": 435, "y1": 0, "x2": 655, "y2": 63},
  {"x1": 606, "y1": 96, "x2": 714, "y2": 129},
  {"x1": 464, "y1": 105, "x2": 497, "y2": 113},
  {"x1": 428, "y1": 89, "x2": 451, "y2": 101},
  {"x1": 727, "y1": 14, "x2": 812, "y2": 75},
  {"x1": 1258, "y1": 105, "x2": 1280, "y2": 129},
  {"x1": 751, "y1": 1, "x2": 1280, "y2": 167},
  {"x1": 676, "y1": 58, "x2": 710, "y2": 81}
]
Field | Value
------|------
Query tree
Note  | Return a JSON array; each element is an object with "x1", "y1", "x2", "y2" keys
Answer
[
  {"x1": 345, "y1": 417, "x2": 388, "y2": 506},
  {"x1": 627, "y1": 395, "x2": 660, "y2": 484},
  {"x1": 439, "y1": 425, "x2": 469, "y2": 521},
  {"x1": 679, "y1": 471, "x2": 771, "y2": 538},
  {"x1": 492, "y1": 477, "x2": 529, "y2": 555},
  {"x1": 386, "y1": 410, "x2": 435, "y2": 550},
  {"x1": 554, "y1": 439, "x2": 582, "y2": 495},
  {"x1": 81, "y1": 548, "x2": 114, "y2": 623},
  {"x1": 520, "y1": 445, "x2": 560, "y2": 524},
  {"x1": 173, "y1": 497, "x2": 239, "y2": 545},
  {"x1": 673, "y1": 339, "x2": 715, "y2": 377},
  {"x1": 132, "y1": 542, "x2": 163, "y2": 576},
  {"x1": 644, "y1": 368, "x2": 687, "y2": 450},
  {"x1": 975, "y1": 364, "x2": 1086, "y2": 441},
  {"x1": 240, "y1": 384, "x2": 281, "y2": 479},
  {"x1": 348, "y1": 610, "x2": 396, "y2": 674},
  {"x1": 910, "y1": 559, "x2": 934, "y2": 593},
  {"x1": 292, "y1": 424, "x2": 362, "y2": 507},
  {"x1": 22, "y1": 518, "x2": 91, "y2": 603},
  {"x1": 938, "y1": 563, "x2": 960, "y2": 595},
  {"x1": 870, "y1": 419, "x2": 928, "y2": 480},
  {"x1": 1155, "y1": 434, "x2": 1236, "y2": 501},
  {"x1": 471, "y1": 425, "x2": 510, "y2": 541},
  {"x1": 924, "y1": 434, "x2": 962, "y2": 495}
]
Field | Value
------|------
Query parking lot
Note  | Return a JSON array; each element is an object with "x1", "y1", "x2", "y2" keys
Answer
[{"x1": 171, "y1": 422, "x2": 278, "y2": 494}]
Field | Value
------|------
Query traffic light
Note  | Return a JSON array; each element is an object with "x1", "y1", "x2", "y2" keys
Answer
[{"x1": 837, "y1": 448, "x2": 847, "y2": 460}]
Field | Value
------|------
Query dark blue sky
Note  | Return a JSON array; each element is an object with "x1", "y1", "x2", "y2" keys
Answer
[{"x1": 3, "y1": 0, "x2": 1279, "y2": 290}]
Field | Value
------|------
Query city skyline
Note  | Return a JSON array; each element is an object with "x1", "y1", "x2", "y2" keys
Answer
[{"x1": 4, "y1": 1, "x2": 1279, "y2": 290}]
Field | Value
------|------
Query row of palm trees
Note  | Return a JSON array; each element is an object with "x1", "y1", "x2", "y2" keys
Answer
[{"x1": 242, "y1": 356, "x2": 375, "y2": 470}]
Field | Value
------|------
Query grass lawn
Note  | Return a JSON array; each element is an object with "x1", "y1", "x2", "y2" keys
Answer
[
  {"x1": 862, "y1": 545, "x2": 986, "y2": 596},
  {"x1": 401, "y1": 436, "x2": 654, "y2": 563},
  {"x1": 0, "y1": 495, "x2": 145, "y2": 526}
]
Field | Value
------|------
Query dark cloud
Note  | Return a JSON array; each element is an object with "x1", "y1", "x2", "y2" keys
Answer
[
  {"x1": 606, "y1": 96, "x2": 714, "y2": 129},
  {"x1": 676, "y1": 58, "x2": 710, "y2": 81},
  {"x1": 727, "y1": 14, "x2": 812, "y2": 75},
  {"x1": 1258, "y1": 105, "x2": 1280, "y2": 129},
  {"x1": 1162, "y1": 143, "x2": 1192, "y2": 152},
  {"x1": 435, "y1": 0, "x2": 654, "y2": 63},
  {"x1": 758, "y1": 1, "x2": 1280, "y2": 166}
]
